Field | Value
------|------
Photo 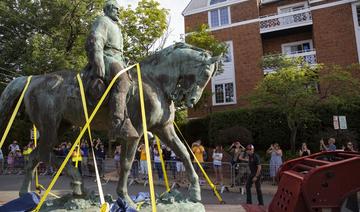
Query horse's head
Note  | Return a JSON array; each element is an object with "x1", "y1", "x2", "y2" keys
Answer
[{"x1": 170, "y1": 43, "x2": 222, "y2": 108}]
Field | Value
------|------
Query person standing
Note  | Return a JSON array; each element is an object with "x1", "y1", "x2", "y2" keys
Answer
[
  {"x1": 72, "y1": 145, "x2": 83, "y2": 176},
  {"x1": 267, "y1": 143, "x2": 283, "y2": 185},
  {"x1": 153, "y1": 144, "x2": 163, "y2": 181},
  {"x1": 137, "y1": 142, "x2": 148, "y2": 179},
  {"x1": 212, "y1": 145, "x2": 223, "y2": 186},
  {"x1": 228, "y1": 141, "x2": 245, "y2": 186},
  {"x1": 344, "y1": 142, "x2": 356, "y2": 152},
  {"x1": 95, "y1": 139, "x2": 106, "y2": 177},
  {"x1": 192, "y1": 140, "x2": 205, "y2": 184},
  {"x1": 299, "y1": 143, "x2": 311, "y2": 157},
  {"x1": 0, "y1": 149, "x2": 4, "y2": 175},
  {"x1": 8, "y1": 140, "x2": 20, "y2": 153},
  {"x1": 320, "y1": 138, "x2": 337, "y2": 151},
  {"x1": 114, "y1": 145, "x2": 121, "y2": 176},
  {"x1": 80, "y1": 141, "x2": 89, "y2": 176},
  {"x1": 245, "y1": 144, "x2": 263, "y2": 206}
]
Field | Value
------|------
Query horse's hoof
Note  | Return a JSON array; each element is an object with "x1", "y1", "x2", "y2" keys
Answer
[
  {"x1": 118, "y1": 193, "x2": 136, "y2": 208},
  {"x1": 188, "y1": 184, "x2": 201, "y2": 202},
  {"x1": 71, "y1": 181, "x2": 84, "y2": 196}
]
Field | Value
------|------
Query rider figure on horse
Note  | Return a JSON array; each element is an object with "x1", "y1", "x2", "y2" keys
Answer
[{"x1": 85, "y1": 0, "x2": 139, "y2": 140}]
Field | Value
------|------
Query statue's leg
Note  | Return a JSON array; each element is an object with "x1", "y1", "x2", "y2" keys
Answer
[
  {"x1": 116, "y1": 137, "x2": 140, "y2": 207},
  {"x1": 19, "y1": 148, "x2": 40, "y2": 196},
  {"x1": 156, "y1": 125, "x2": 201, "y2": 202},
  {"x1": 108, "y1": 62, "x2": 139, "y2": 140},
  {"x1": 52, "y1": 154, "x2": 84, "y2": 196}
]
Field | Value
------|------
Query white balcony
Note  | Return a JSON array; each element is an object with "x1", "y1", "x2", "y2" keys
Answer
[
  {"x1": 259, "y1": 7, "x2": 313, "y2": 33},
  {"x1": 261, "y1": 0, "x2": 280, "y2": 4},
  {"x1": 263, "y1": 50, "x2": 317, "y2": 74}
]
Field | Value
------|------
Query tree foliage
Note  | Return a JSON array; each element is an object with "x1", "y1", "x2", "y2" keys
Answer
[
  {"x1": 319, "y1": 64, "x2": 360, "y2": 108},
  {"x1": 0, "y1": 0, "x2": 103, "y2": 76},
  {"x1": 120, "y1": 0, "x2": 169, "y2": 63},
  {"x1": 249, "y1": 55, "x2": 321, "y2": 152},
  {"x1": 185, "y1": 24, "x2": 227, "y2": 57},
  {"x1": 0, "y1": 0, "x2": 169, "y2": 78}
]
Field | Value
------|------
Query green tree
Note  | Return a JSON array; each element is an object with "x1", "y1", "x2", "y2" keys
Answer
[
  {"x1": 119, "y1": 0, "x2": 169, "y2": 63},
  {"x1": 0, "y1": 0, "x2": 103, "y2": 76},
  {"x1": 319, "y1": 64, "x2": 360, "y2": 108},
  {"x1": 0, "y1": 0, "x2": 169, "y2": 76},
  {"x1": 249, "y1": 55, "x2": 321, "y2": 152},
  {"x1": 185, "y1": 24, "x2": 227, "y2": 57}
]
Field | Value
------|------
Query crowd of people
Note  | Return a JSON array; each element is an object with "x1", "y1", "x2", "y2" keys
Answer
[{"x1": 0, "y1": 135, "x2": 358, "y2": 206}]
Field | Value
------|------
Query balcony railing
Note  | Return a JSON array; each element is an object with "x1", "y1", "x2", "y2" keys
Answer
[
  {"x1": 263, "y1": 50, "x2": 317, "y2": 74},
  {"x1": 259, "y1": 7, "x2": 312, "y2": 33}
]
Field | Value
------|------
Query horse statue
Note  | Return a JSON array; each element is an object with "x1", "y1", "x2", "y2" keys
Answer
[{"x1": 0, "y1": 42, "x2": 221, "y2": 205}]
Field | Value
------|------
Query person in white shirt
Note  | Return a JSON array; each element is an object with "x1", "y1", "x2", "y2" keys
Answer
[
  {"x1": 8, "y1": 140, "x2": 20, "y2": 153},
  {"x1": 153, "y1": 144, "x2": 163, "y2": 181},
  {"x1": 212, "y1": 145, "x2": 223, "y2": 186}
]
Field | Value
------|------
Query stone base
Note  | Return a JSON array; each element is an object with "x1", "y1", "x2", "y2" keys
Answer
[
  {"x1": 40, "y1": 192, "x2": 101, "y2": 212},
  {"x1": 39, "y1": 189, "x2": 205, "y2": 212},
  {"x1": 140, "y1": 201, "x2": 205, "y2": 212}
]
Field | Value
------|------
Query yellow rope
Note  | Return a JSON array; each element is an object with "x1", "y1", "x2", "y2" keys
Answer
[
  {"x1": 0, "y1": 76, "x2": 32, "y2": 149},
  {"x1": 136, "y1": 63, "x2": 157, "y2": 212},
  {"x1": 76, "y1": 74, "x2": 108, "y2": 211},
  {"x1": 33, "y1": 64, "x2": 137, "y2": 212},
  {"x1": 173, "y1": 122, "x2": 224, "y2": 203},
  {"x1": 155, "y1": 136, "x2": 170, "y2": 192}
]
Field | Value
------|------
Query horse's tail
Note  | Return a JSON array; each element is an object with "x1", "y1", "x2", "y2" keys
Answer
[{"x1": 0, "y1": 76, "x2": 28, "y2": 134}]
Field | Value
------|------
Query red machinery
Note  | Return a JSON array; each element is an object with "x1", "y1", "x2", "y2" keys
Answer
[{"x1": 268, "y1": 151, "x2": 360, "y2": 212}]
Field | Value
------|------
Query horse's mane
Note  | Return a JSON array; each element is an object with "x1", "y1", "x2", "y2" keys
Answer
[{"x1": 140, "y1": 42, "x2": 211, "y2": 67}]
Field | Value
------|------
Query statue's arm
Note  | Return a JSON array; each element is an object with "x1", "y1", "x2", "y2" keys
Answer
[{"x1": 88, "y1": 19, "x2": 108, "y2": 78}]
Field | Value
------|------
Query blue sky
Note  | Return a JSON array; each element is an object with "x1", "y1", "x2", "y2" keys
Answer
[{"x1": 120, "y1": 0, "x2": 192, "y2": 47}]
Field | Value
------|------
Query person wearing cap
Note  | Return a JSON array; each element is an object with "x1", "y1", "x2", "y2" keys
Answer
[{"x1": 245, "y1": 144, "x2": 264, "y2": 205}]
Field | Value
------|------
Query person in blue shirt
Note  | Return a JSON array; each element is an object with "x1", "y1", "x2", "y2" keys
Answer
[
  {"x1": 80, "y1": 141, "x2": 89, "y2": 176},
  {"x1": 320, "y1": 138, "x2": 337, "y2": 151}
]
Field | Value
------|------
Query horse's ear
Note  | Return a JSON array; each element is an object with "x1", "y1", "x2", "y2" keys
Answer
[{"x1": 207, "y1": 54, "x2": 222, "y2": 64}]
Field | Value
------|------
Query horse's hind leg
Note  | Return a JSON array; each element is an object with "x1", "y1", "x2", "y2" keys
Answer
[
  {"x1": 51, "y1": 153, "x2": 84, "y2": 196},
  {"x1": 156, "y1": 125, "x2": 201, "y2": 202},
  {"x1": 116, "y1": 137, "x2": 140, "y2": 207},
  {"x1": 19, "y1": 148, "x2": 40, "y2": 196}
]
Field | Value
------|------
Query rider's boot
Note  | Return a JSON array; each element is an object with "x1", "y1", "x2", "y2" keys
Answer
[{"x1": 109, "y1": 73, "x2": 139, "y2": 141}]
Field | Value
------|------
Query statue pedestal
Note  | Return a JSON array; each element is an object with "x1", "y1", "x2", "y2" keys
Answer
[{"x1": 140, "y1": 201, "x2": 205, "y2": 212}]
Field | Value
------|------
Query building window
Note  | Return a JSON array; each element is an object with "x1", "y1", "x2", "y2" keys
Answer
[
  {"x1": 212, "y1": 41, "x2": 236, "y2": 105},
  {"x1": 215, "y1": 82, "x2": 234, "y2": 104},
  {"x1": 210, "y1": 0, "x2": 227, "y2": 5},
  {"x1": 278, "y1": 2, "x2": 308, "y2": 13},
  {"x1": 209, "y1": 7, "x2": 230, "y2": 28},
  {"x1": 282, "y1": 40, "x2": 313, "y2": 54}
]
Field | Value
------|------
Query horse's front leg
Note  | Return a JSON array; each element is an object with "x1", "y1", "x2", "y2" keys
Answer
[
  {"x1": 116, "y1": 137, "x2": 140, "y2": 207},
  {"x1": 156, "y1": 125, "x2": 201, "y2": 202},
  {"x1": 19, "y1": 148, "x2": 39, "y2": 196}
]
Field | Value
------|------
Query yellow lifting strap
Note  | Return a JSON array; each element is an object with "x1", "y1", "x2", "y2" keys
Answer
[
  {"x1": 173, "y1": 122, "x2": 225, "y2": 204},
  {"x1": 0, "y1": 76, "x2": 32, "y2": 149},
  {"x1": 155, "y1": 135, "x2": 170, "y2": 192},
  {"x1": 76, "y1": 74, "x2": 108, "y2": 211},
  {"x1": 33, "y1": 125, "x2": 60, "y2": 198},
  {"x1": 33, "y1": 64, "x2": 137, "y2": 212},
  {"x1": 136, "y1": 63, "x2": 157, "y2": 212}
]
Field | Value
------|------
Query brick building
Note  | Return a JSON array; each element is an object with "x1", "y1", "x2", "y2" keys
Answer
[{"x1": 183, "y1": 0, "x2": 360, "y2": 118}]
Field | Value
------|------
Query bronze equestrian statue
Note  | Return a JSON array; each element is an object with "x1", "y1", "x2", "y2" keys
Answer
[{"x1": 0, "y1": 0, "x2": 222, "y2": 207}]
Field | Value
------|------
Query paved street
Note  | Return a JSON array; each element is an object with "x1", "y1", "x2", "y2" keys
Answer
[{"x1": 0, "y1": 175, "x2": 274, "y2": 211}]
